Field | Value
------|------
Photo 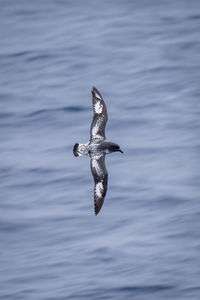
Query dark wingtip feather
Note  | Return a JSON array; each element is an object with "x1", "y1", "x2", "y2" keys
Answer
[
  {"x1": 91, "y1": 86, "x2": 103, "y2": 99},
  {"x1": 94, "y1": 196, "x2": 105, "y2": 216},
  {"x1": 91, "y1": 86, "x2": 95, "y2": 95},
  {"x1": 94, "y1": 204, "x2": 100, "y2": 216},
  {"x1": 94, "y1": 205, "x2": 100, "y2": 216}
]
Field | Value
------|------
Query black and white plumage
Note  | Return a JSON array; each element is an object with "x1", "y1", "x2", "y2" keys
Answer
[{"x1": 73, "y1": 87, "x2": 123, "y2": 215}]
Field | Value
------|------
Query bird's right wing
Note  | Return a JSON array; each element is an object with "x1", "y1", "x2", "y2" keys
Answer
[
  {"x1": 90, "y1": 87, "x2": 108, "y2": 141},
  {"x1": 90, "y1": 154, "x2": 108, "y2": 215}
]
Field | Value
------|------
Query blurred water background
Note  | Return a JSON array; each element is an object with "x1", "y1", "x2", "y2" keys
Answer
[{"x1": 1, "y1": 0, "x2": 200, "y2": 299}]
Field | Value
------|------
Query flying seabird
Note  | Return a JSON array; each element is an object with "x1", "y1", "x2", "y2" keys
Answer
[{"x1": 73, "y1": 87, "x2": 123, "y2": 215}]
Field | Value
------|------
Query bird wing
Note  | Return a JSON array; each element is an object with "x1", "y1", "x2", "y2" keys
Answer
[
  {"x1": 90, "y1": 87, "x2": 108, "y2": 141},
  {"x1": 90, "y1": 154, "x2": 108, "y2": 215}
]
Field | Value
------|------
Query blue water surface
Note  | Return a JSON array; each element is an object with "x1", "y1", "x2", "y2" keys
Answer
[{"x1": 1, "y1": 0, "x2": 200, "y2": 299}]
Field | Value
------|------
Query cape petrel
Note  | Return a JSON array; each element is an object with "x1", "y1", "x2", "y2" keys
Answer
[{"x1": 73, "y1": 87, "x2": 123, "y2": 215}]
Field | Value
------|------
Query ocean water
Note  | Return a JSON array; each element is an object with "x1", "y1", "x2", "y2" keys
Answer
[{"x1": 1, "y1": 0, "x2": 200, "y2": 299}]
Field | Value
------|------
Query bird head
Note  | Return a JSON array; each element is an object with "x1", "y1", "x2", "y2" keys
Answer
[{"x1": 109, "y1": 143, "x2": 123, "y2": 153}]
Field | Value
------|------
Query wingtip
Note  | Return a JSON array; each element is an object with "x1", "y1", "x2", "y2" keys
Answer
[
  {"x1": 92, "y1": 86, "x2": 97, "y2": 92},
  {"x1": 94, "y1": 199, "x2": 100, "y2": 216},
  {"x1": 91, "y1": 86, "x2": 103, "y2": 99},
  {"x1": 94, "y1": 196, "x2": 105, "y2": 216},
  {"x1": 91, "y1": 86, "x2": 95, "y2": 94},
  {"x1": 94, "y1": 203, "x2": 98, "y2": 216},
  {"x1": 94, "y1": 206, "x2": 100, "y2": 216}
]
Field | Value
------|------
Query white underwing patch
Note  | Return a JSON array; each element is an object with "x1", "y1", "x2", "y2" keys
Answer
[
  {"x1": 95, "y1": 182, "x2": 104, "y2": 198},
  {"x1": 94, "y1": 101, "x2": 103, "y2": 114}
]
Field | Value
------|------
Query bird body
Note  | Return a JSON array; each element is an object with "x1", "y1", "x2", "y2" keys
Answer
[
  {"x1": 73, "y1": 140, "x2": 122, "y2": 157},
  {"x1": 73, "y1": 87, "x2": 123, "y2": 215}
]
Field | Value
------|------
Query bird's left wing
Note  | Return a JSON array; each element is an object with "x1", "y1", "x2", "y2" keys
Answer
[
  {"x1": 90, "y1": 154, "x2": 108, "y2": 215},
  {"x1": 90, "y1": 87, "x2": 108, "y2": 141}
]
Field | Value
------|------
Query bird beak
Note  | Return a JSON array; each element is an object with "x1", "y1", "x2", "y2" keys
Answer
[{"x1": 118, "y1": 149, "x2": 123, "y2": 153}]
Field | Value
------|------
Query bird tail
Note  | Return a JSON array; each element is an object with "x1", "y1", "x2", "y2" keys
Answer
[
  {"x1": 73, "y1": 143, "x2": 88, "y2": 157},
  {"x1": 73, "y1": 143, "x2": 80, "y2": 156}
]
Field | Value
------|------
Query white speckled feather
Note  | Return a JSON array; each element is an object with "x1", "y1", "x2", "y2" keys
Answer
[
  {"x1": 95, "y1": 182, "x2": 104, "y2": 197},
  {"x1": 94, "y1": 101, "x2": 103, "y2": 114}
]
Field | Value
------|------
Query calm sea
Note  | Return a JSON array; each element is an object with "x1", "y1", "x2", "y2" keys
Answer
[{"x1": 1, "y1": 0, "x2": 200, "y2": 299}]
